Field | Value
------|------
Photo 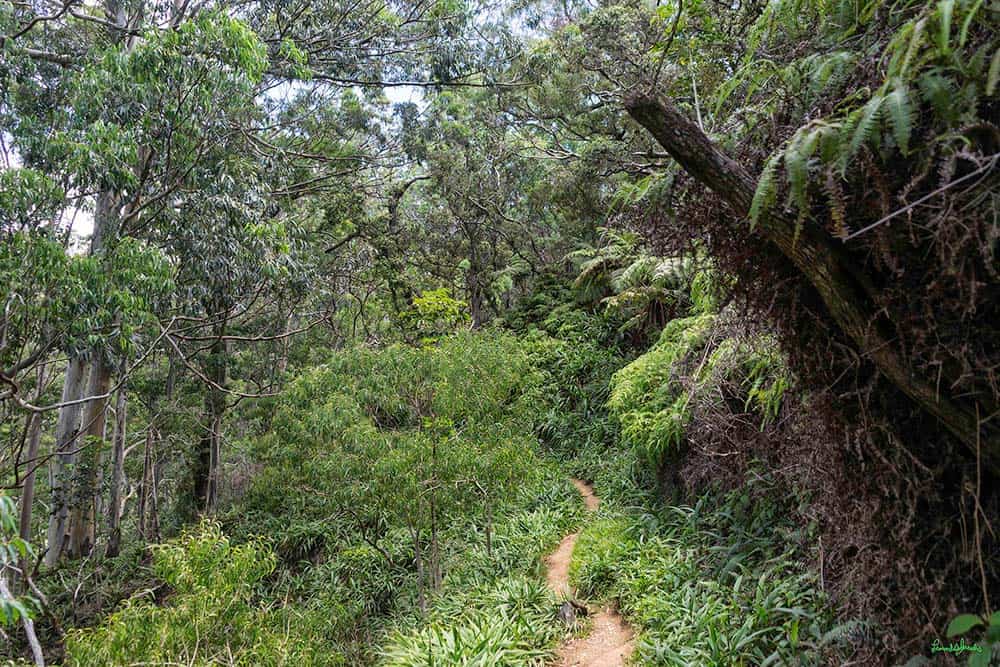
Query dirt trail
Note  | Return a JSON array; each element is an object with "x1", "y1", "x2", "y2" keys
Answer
[{"x1": 545, "y1": 479, "x2": 634, "y2": 667}]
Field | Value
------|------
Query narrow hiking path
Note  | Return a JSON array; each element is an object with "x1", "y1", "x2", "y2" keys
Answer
[{"x1": 546, "y1": 479, "x2": 634, "y2": 667}]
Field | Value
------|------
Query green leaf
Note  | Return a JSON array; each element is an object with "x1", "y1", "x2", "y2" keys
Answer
[
  {"x1": 885, "y1": 84, "x2": 913, "y2": 153},
  {"x1": 946, "y1": 614, "x2": 983, "y2": 638},
  {"x1": 750, "y1": 154, "x2": 782, "y2": 228},
  {"x1": 969, "y1": 644, "x2": 991, "y2": 667},
  {"x1": 844, "y1": 94, "x2": 884, "y2": 170},
  {"x1": 987, "y1": 48, "x2": 1000, "y2": 97},
  {"x1": 937, "y1": 0, "x2": 954, "y2": 54}
]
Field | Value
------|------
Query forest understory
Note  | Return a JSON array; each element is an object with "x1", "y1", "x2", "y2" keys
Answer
[{"x1": 2, "y1": 0, "x2": 999, "y2": 664}]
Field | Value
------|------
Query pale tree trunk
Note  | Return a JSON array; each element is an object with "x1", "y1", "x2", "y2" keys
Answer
[
  {"x1": 44, "y1": 356, "x2": 86, "y2": 567},
  {"x1": 19, "y1": 412, "x2": 45, "y2": 541},
  {"x1": 18, "y1": 364, "x2": 51, "y2": 544},
  {"x1": 623, "y1": 92, "x2": 1000, "y2": 474},
  {"x1": 105, "y1": 386, "x2": 126, "y2": 557},
  {"x1": 67, "y1": 356, "x2": 112, "y2": 559},
  {"x1": 63, "y1": 188, "x2": 117, "y2": 559}
]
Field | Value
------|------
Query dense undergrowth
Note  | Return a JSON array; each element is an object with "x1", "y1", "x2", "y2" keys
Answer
[
  {"x1": 52, "y1": 276, "x2": 857, "y2": 665},
  {"x1": 60, "y1": 331, "x2": 584, "y2": 665}
]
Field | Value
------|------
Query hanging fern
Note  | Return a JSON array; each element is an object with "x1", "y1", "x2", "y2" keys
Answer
[
  {"x1": 987, "y1": 48, "x2": 1000, "y2": 96},
  {"x1": 784, "y1": 128, "x2": 820, "y2": 220},
  {"x1": 885, "y1": 82, "x2": 914, "y2": 153},
  {"x1": 843, "y1": 93, "x2": 884, "y2": 171},
  {"x1": 750, "y1": 153, "x2": 782, "y2": 227}
]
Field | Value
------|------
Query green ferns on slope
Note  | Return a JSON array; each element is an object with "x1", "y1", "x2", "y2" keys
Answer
[{"x1": 608, "y1": 301, "x2": 791, "y2": 468}]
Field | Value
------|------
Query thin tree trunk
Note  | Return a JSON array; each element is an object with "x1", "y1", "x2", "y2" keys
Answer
[
  {"x1": 18, "y1": 411, "x2": 44, "y2": 542},
  {"x1": 194, "y1": 333, "x2": 226, "y2": 513},
  {"x1": 105, "y1": 386, "x2": 126, "y2": 557},
  {"x1": 623, "y1": 91, "x2": 1000, "y2": 473},
  {"x1": 0, "y1": 576, "x2": 44, "y2": 666},
  {"x1": 17, "y1": 364, "x2": 50, "y2": 543},
  {"x1": 137, "y1": 426, "x2": 152, "y2": 541},
  {"x1": 44, "y1": 356, "x2": 86, "y2": 567},
  {"x1": 17, "y1": 367, "x2": 49, "y2": 590},
  {"x1": 276, "y1": 311, "x2": 292, "y2": 377},
  {"x1": 149, "y1": 449, "x2": 161, "y2": 541},
  {"x1": 411, "y1": 525, "x2": 425, "y2": 613}
]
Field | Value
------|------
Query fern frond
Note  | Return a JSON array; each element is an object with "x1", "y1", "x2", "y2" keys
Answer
[
  {"x1": 750, "y1": 153, "x2": 782, "y2": 228},
  {"x1": 614, "y1": 256, "x2": 658, "y2": 291},
  {"x1": 651, "y1": 257, "x2": 690, "y2": 288},
  {"x1": 918, "y1": 70, "x2": 957, "y2": 120},
  {"x1": 810, "y1": 51, "x2": 856, "y2": 97},
  {"x1": 784, "y1": 133, "x2": 813, "y2": 217},
  {"x1": 842, "y1": 94, "x2": 884, "y2": 172},
  {"x1": 987, "y1": 48, "x2": 1000, "y2": 97},
  {"x1": 885, "y1": 83, "x2": 914, "y2": 153},
  {"x1": 957, "y1": 0, "x2": 983, "y2": 48},
  {"x1": 897, "y1": 16, "x2": 927, "y2": 78},
  {"x1": 936, "y1": 0, "x2": 954, "y2": 55}
]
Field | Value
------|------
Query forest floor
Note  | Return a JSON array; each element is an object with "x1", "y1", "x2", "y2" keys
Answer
[{"x1": 547, "y1": 479, "x2": 634, "y2": 667}]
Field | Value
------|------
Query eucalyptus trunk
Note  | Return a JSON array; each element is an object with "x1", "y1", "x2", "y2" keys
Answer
[
  {"x1": 17, "y1": 363, "x2": 50, "y2": 545},
  {"x1": 44, "y1": 356, "x2": 86, "y2": 567},
  {"x1": 67, "y1": 356, "x2": 112, "y2": 559}
]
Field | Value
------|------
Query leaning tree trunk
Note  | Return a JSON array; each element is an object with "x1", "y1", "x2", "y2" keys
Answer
[
  {"x1": 623, "y1": 92, "x2": 1000, "y2": 474},
  {"x1": 44, "y1": 356, "x2": 86, "y2": 567}
]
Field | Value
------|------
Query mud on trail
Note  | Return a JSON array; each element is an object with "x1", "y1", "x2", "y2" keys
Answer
[{"x1": 546, "y1": 479, "x2": 634, "y2": 667}]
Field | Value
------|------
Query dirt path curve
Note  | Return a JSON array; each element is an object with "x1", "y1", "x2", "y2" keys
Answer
[{"x1": 545, "y1": 479, "x2": 634, "y2": 667}]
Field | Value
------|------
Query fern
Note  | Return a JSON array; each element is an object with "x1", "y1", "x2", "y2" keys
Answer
[
  {"x1": 885, "y1": 83, "x2": 914, "y2": 153},
  {"x1": 917, "y1": 70, "x2": 958, "y2": 120},
  {"x1": 891, "y1": 16, "x2": 927, "y2": 78},
  {"x1": 987, "y1": 48, "x2": 1000, "y2": 97},
  {"x1": 842, "y1": 93, "x2": 884, "y2": 172},
  {"x1": 936, "y1": 0, "x2": 954, "y2": 55},
  {"x1": 957, "y1": 0, "x2": 983, "y2": 48},
  {"x1": 784, "y1": 132, "x2": 813, "y2": 219},
  {"x1": 750, "y1": 153, "x2": 782, "y2": 228}
]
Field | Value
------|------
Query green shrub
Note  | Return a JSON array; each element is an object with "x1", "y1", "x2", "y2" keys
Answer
[{"x1": 64, "y1": 522, "x2": 344, "y2": 666}]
